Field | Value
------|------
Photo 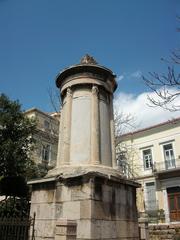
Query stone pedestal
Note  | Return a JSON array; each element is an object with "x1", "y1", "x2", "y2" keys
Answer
[{"x1": 29, "y1": 167, "x2": 139, "y2": 240}]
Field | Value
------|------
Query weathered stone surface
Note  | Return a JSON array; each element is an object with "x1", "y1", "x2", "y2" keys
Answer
[
  {"x1": 34, "y1": 219, "x2": 56, "y2": 238},
  {"x1": 62, "y1": 201, "x2": 81, "y2": 219},
  {"x1": 149, "y1": 224, "x2": 180, "y2": 240},
  {"x1": 31, "y1": 188, "x2": 55, "y2": 204},
  {"x1": 30, "y1": 172, "x2": 139, "y2": 239},
  {"x1": 76, "y1": 219, "x2": 91, "y2": 239},
  {"x1": 80, "y1": 200, "x2": 91, "y2": 219},
  {"x1": 31, "y1": 202, "x2": 55, "y2": 219}
]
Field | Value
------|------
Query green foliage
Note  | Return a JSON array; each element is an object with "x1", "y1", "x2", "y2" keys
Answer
[
  {"x1": 0, "y1": 176, "x2": 29, "y2": 197},
  {"x1": 0, "y1": 94, "x2": 49, "y2": 217},
  {"x1": 0, "y1": 197, "x2": 30, "y2": 218},
  {"x1": 37, "y1": 162, "x2": 55, "y2": 178},
  {"x1": 0, "y1": 94, "x2": 36, "y2": 179}
]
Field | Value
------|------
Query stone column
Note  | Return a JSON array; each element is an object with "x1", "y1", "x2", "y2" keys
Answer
[
  {"x1": 163, "y1": 188, "x2": 170, "y2": 223},
  {"x1": 90, "y1": 85, "x2": 100, "y2": 165},
  {"x1": 110, "y1": 94, "x2": 116, "y2": 168},
  {"x1": 62, "y1": 88, "x2": 72, "y2": 165}
]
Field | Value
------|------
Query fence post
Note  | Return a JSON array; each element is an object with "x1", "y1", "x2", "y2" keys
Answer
[
  {"x1": 138, "y1": 215, "x2": 149, "y2": 240},
  {"x1": 31, "y1": 212, "x2": 36, "y2": 240}
]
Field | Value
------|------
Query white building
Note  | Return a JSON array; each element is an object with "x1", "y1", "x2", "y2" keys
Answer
[{"x1": 117, "y1": 117, "x2": 180, "y2": 223}]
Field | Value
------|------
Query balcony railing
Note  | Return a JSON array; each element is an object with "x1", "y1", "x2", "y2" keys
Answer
[{"x1": 153, "y1": 158, "x2": 180, "y2": 172}]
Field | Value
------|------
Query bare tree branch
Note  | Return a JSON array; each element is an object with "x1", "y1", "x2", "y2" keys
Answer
[
  {"x1": 143, "y1": 51, "x2": 180, "y2": 111},
  {"x1": 114, "y1": 110, "x2": 137, "y2": 144},
  {"x1": 143, "y1": 17, "x2": 180, "y2": 111},
  {"x1": 47, "y1": 87, "x2": 62, "y2": 113}
]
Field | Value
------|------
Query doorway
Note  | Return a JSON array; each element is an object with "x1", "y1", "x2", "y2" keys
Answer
[{"x1": 167, "y1": 187, "x2": 180, "y2": 222}]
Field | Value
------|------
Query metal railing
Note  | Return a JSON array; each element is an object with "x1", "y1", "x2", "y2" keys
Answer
[
  {"x1": 153, "y1": 158, "x2": 180, "y2": 172},
  {"x1": 0, "y1": 213, "x2": 35, "y2": 240}
]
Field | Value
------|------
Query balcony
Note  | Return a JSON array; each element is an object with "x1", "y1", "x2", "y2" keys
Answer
[{"x1": 153, "y1": 158, "x2": 180, "y2": 179}]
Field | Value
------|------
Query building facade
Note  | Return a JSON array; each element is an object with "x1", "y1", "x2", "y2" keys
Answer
[
  {"x1": 25, "y1": 108, "x2": 59, "y2": 168},
  {"x1": 117, "y1": 118, "x2": 180, "y2": 223}
]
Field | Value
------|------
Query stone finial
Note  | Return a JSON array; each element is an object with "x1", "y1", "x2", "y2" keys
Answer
[{"x1": 80, "y1": 54, "x2": 98, "y2": 65}]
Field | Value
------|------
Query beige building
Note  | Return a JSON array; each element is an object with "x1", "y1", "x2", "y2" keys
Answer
[
  {"x1": 25, "y1": 108, "x2": 59, "y2": 168},
  {"x1": 117, "y1": 117, "x2": 180, "y2": 223}
]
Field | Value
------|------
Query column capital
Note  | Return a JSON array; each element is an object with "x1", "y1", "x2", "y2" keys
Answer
[
  {"x1": 92, "y1": 85, "x2": 99, "y2": 95},
  {"x1": 67, "y1": 87, "x2": 73, "y2": 97}
]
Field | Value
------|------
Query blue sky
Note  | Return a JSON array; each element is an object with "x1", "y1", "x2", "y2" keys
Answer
[{"x1": 0, "y1": 0, "x2": 180, "y2": 127}]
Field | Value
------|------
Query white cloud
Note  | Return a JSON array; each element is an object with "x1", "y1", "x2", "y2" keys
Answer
[
  {"x1": 117, "y1": 75, "x2": 124, "y2": 82},
  {"x1": 130, "y1": 70, "x2": 142, "y2": 78},
  {"x1": 114, "y1": 88, "x2": 180, "y2": 132},
  {"x1": 116, "y1": 70, "x2": 142, "y2": 83}
]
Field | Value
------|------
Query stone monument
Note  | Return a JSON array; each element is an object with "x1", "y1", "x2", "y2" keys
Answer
[{"x1": 29, "y1": 55, "x2": 140, "y2": 240}]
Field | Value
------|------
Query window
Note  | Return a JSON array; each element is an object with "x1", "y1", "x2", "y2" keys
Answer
[
  {"x1": 143, "y1": 149, "x2": 152, "y2": 170},
  {"x1": 163, "y1": 143, "x2": 175, "y2": 169},
  {"x1": 42, "y1": 144, "x2": 51, "y2": 162},
  {"x1": 145, "y1": 182, "x2": 157, "y2": 211}
]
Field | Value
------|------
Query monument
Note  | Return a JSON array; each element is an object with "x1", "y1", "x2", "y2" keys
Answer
[{"x1": 29, "y1": 55, "x2": 140, "y2": 239}]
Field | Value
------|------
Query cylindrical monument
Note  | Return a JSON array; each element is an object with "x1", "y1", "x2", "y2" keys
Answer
[
  {"x1": 54, "y1": 54, "x2": 117, "y2": 170},
  {"x1": 29, "y1": 55, "x2": 140, "y2": 240}
]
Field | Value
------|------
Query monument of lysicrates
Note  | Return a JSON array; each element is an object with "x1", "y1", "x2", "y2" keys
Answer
[{"x1": 29, "y1": 55, "x2": 140, "y2": 239}]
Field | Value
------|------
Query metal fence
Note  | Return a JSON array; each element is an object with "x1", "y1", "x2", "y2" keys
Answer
[{"x1": 0, "y1": 213, "x2": 35, "y2": 240}]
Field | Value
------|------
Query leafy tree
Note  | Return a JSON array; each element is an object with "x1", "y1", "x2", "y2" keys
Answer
[
  {"x1": 48, "y1": 86, "x2": 62, "y2": 113},
  {"x1": 0, "y1": 94, "x2": 36, "y2": 179},
  {"x1": 0, "y1": 94, "x2": 39, "y2": 218}
]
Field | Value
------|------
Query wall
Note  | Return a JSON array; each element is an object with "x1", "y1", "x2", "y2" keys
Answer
[{"x1": 149, "y1": 224, "x2": 180, "y2": 240}]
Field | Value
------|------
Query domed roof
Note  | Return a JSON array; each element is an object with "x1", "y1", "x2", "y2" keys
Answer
[{"x1": 56, "y1": 54, "x2": 117, "y2": 91}]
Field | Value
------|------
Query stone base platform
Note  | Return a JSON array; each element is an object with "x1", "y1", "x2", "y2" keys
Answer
[{"x1": 29, "y1": 166, "x2": 140, "y2": 240}]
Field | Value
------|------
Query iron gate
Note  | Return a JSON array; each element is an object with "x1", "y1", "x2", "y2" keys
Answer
[{"x1": 0, "y1": 213, "x2": 35, "y2": 240}]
